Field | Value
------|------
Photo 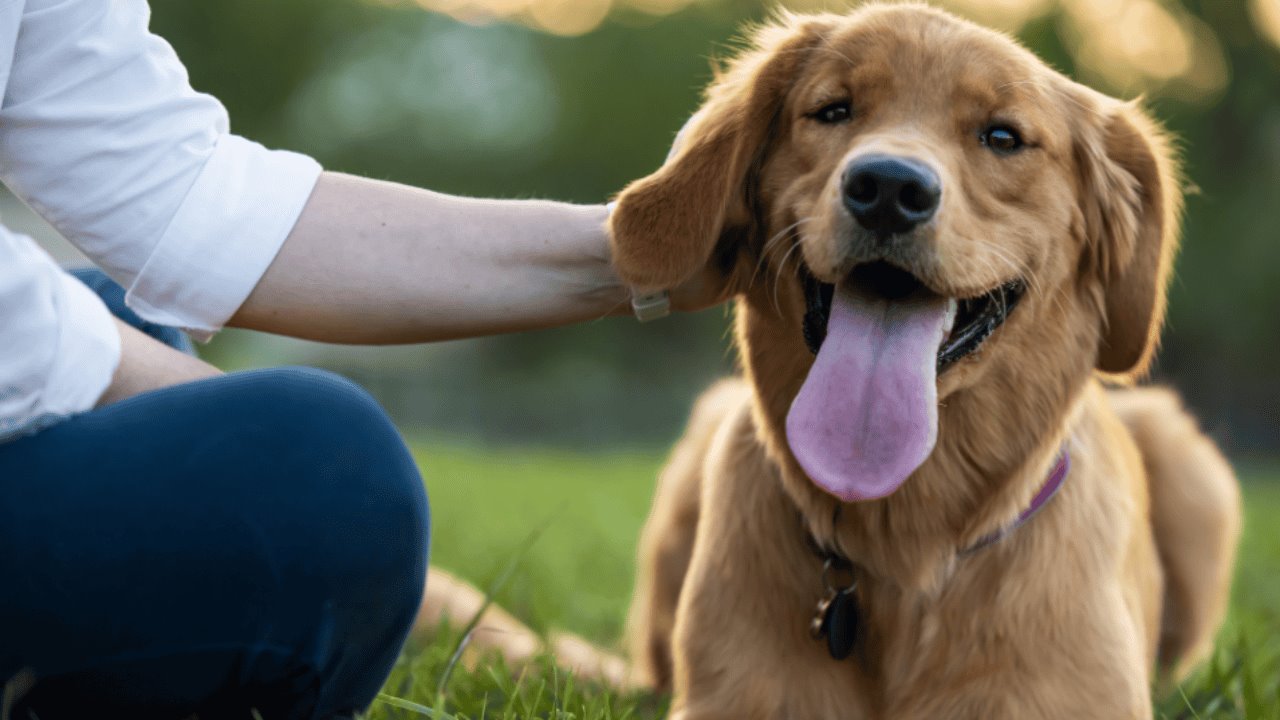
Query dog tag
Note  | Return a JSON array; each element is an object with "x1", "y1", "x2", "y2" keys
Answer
[
  {"x1": 810, "y1": 589, "x2": 836, "y2": 639},
  {"x1": 821, "y1": 589, "x2": 860, "y2": 661}
]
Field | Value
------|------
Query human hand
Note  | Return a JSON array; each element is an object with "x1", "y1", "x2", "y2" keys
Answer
[{"x1": 97, "y1": 318, "x2": 221, "y2": 407}]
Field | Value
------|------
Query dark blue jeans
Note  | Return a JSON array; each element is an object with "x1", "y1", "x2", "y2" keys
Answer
[{"x1": 0, "y1": 271, "x2": 431, "y2": 719}]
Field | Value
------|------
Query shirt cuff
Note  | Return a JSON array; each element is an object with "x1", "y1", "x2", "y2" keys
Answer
[
  {"x1": 41, "y1": 271, "x2": 121, "y2": 420},
  {"x1": 125, "y1": 134, "x2": 322, "y2": 342}
]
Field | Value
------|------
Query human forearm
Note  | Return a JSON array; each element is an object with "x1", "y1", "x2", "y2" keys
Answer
[
  {"x1": 229, "y1": 172, "x2": 631, "y2": 344},
  {"x1": 96, "y1": 318, "x2": 221, "y2": 407}
]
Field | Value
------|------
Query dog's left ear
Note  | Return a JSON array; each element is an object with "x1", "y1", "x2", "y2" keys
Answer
[
  {"x1": 609, "y1": 17, "x2": 832, "y2": 291},
  {"x1": 1077, "y1": 100, "x2": 1183, "y2": 378}
]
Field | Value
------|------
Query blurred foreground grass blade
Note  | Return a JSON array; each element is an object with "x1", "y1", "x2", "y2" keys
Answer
[
  {"x1": 436, "y1": 512, "x2": 562, "y2": 700},
  {"x1": 376, "y1": 693, "x2": 458, "y2": 718},
  {"x1": 1242, "y1": 651, "x2": 1264, "y2": 719}
]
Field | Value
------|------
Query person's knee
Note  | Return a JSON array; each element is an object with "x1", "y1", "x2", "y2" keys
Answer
[
  {"x1": 244, "y1": 369, "x2": 431, "y2": 703},
  {"x1": 266, "y1": 366, "x2": 428, "y2": 536},
  {"x1": 282, "y1": 367, "x2": 423, "y2": 488},
  {"x1": 8, "y1": 368, "x2": 429, "y2": 719},
  {"x1": 230, "y1": 367, "x2": 411, "y2": 467},
  {"x1": 224, "y1": 367, "x2": 430, "y2": 607}
]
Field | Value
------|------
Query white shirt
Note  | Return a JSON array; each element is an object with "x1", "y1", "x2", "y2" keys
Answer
[{"x1": 0, "y1": 0, "x2": 322, "y2": 441}]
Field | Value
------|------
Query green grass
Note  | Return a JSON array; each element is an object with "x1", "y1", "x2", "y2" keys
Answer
[{"x1": 364, "y1": 442, "x2": 1280, "y2": 719}]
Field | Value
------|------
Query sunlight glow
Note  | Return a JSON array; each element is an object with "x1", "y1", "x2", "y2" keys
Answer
[
  {"x1": 1059, "y1": 0, "x2": 1226, "y2": 101},
  {"x1": 369, "y1": 0, "x2": 1237, "y2": 100},
  {"x1": 528, "y1": 0, "x2": 613, "y2": 36},
  {"x1": 1253, "y1": 0, "x2": 1280, "y2": 49},
  {"x1": 942, "y1": 0, "x2": 1053, "y2": 31}
]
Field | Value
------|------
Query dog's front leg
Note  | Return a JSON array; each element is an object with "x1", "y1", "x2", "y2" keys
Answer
[
  {"x1": 667, "y1": 536, "x2": 877, "y2": 720},
  {"x1": 884, "y1": 673, "x2": 1151, "y2": 720},
  {"x1": 878, "y1": 585, "x2": 1154, "y2": 720},
  {"x1": 664, "y1": 417, "x2": 876, "y2": 720}
]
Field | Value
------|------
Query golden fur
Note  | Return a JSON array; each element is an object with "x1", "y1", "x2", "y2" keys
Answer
[
  {"x1": 415, "y1": 567, "x2": 635, "y2": 688},
  {"x1": 418, "y1": 5, "x2": 1241, "y2": 718},
  {"x1": 609, "y1": 5, "x2": 1240, "y2": 718}
]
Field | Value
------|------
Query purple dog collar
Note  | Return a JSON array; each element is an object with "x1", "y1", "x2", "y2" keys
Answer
[
  {"x1": 961, "y1": 446, "x2": 1071, "y2": 557},
  {"x1": 806, "y1": 445, "x2": 1072, "y2": 661}
]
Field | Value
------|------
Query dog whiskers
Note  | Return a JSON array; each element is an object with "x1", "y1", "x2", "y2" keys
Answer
[
  {"x1": 770, "y1": 240, "x2": 808, "y2": 316},
  {"x1": 747, "y1": 217, "x2": 815, "y2": 295},
  {"x1": 979, "y1": 242, "x2": 1038, "y2": 296}
]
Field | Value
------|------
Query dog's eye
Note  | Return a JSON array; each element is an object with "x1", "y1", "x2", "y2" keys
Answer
[
  {"x1": 811, "y1": 100, "x2": 852, "y2": 125},
  {"x1": 981, "y1": 126, "x2": 1024, "y2": 154}
]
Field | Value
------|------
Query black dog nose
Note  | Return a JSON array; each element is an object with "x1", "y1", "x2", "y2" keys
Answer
[{"x1": 842, "y1": 154, "x2": 942, "y2": 237}]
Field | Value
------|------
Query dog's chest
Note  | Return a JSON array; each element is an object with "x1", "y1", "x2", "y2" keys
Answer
[{"x1": 784, "y1": 583, "x2": 970, "y2": 717}]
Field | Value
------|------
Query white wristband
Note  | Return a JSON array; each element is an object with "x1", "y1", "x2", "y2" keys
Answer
[{"x1": 631, "y1": 290, "x2": 671, "y2": 322}]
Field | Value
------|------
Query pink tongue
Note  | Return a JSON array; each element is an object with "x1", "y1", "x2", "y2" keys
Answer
[{"x1": 786, "y1": 288, "x2": 950, "y2": 502}]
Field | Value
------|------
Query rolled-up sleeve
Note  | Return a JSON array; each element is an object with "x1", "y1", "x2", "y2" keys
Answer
[
  {"x1": 0, "y1": 228, "x2": 120, "y2": 441},
  {"x1": 0, "y1": 0, "x2": 321, "y2": 340}
]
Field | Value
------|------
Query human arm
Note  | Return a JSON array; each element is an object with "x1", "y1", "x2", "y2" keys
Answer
[
  {"x1": 0, "y1": 0, "x2": 306, "y2": 422},
  {"x1": 229, "y1": 173, "x2": 629, "y2": 344},
  {"x1": 0, "y1": 225, "x2": 218, "y2": 435},
  {"x1": 0, "y1": 0, "x2": 322, "y2": 344},
  {"x1": 0, "y1": 1, "x2": 732, "y2": 431},
  {"x1": 0, "y1": 230, "x2": 120, "y2": 440},
  {"x1": 227, "y1": 110, "x2": 729, "y2": 342},
  {"x1": 1, "y1": 0, "x2": 720, "y2": 350},
  {"x1": 96, "y1": 318, "x2": 221, "y2": 407}
]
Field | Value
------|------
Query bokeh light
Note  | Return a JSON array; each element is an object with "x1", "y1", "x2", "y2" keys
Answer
[
  {"x1": 1058, "y1": 0, "x2": 1227, "y2": 101},
  {"x1": 362, "y1": 0, "x2": 1263, "y2": 104},
  {"x1": 1254, "y1": 0, "x2": 1280, "y2": 49},
  {"x1": 938, "y1": 0, "x2": 1053, "y2": 31},
  {"x1": 285, "y1": 17, "x2": 558, "y2": 165}
]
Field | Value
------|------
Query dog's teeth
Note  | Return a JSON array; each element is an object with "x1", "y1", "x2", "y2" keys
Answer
[{"x1": 942, "y1": 298, "x2": 958, "y2": 340}]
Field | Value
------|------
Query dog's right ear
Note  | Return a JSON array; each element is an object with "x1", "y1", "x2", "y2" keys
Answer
[
  {"x1": 1073, "y1": 95, "x2": 1183, "y2": 378},
  {"x1": 609, "y1": 18, "x2": 831, "y2": 291}
]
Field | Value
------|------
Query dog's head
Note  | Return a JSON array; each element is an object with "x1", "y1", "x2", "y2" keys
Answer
[{"x1": 611, "y1": 4, "x2": 1181, "y2": 505}]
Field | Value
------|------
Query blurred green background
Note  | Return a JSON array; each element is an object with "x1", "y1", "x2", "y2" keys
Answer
[
  {"x1": 12, "y1": 0, "x2": 1275, "y2": 713},
  {"x1": 136, "y1": 0, "x2": 1280, "y2": 457},
  {"x1": 60, "y1": 2, "x2": 1280, "y2": 713}
]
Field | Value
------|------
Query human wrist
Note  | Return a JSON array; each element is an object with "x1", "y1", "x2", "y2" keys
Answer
[
  {"x1": 98, "y1": 319, "x2": 221, "y2": 406},
  {"x1": 574, "y1": 203, "x2": 631, "y2": 316}
]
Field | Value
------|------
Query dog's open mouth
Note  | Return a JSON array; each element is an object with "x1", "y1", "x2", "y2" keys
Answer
[
  {"x1": 789, "y1": 261, "x2": 1026, "y2": 503},
  {"x1": 802, "y1": 261, "x2": 1026, "y2": 370}
]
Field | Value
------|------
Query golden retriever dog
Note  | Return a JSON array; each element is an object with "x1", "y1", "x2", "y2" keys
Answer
[
  {"x1": 416, "y1": 4, "x2": 1242, "y2": 718},
  {"x1": 607, "y1": 4, "x2": 1241, "y2": 718}
]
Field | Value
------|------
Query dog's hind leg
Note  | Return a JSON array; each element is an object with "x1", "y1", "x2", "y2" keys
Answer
[
  {"x1": 625, "y1": 378, "x2": 750, "y2": 692},
  {"x1": 415, "y1": 567, "x2": 633, "y2": 688},
  {"x1": 415, "y1": 567, "x2": 544, "y2": 666},
  {"x1": 1109, "y1": 387, "x2": 1241, "y2": 683}
]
